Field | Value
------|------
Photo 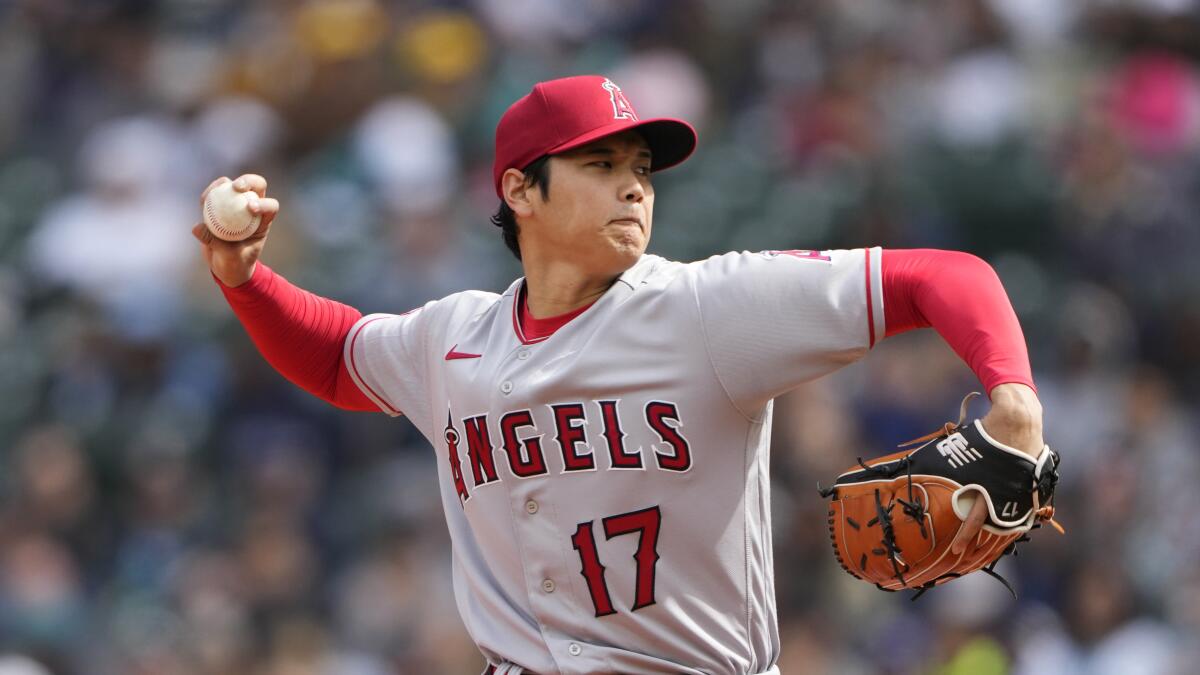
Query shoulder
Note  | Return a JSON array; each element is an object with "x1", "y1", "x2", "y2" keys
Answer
[
  {"x1": 613, "y1": 249, "x2": 863, "y2": 300},
  {"x1": 355, "y1": 288, "x2": 505, "y2": 334},
  {"x1": 620, "y1": 253, "x2": 688, "y2": 286},
  {"x1": 688, "y1": 249, "x2": 841, "y2": 270},
  {"x1": 438, "y1": 288, "x2": 505, "y2": 311},
  {"x1": 413, "y1": 288, "x2": 507, "y2": 326},
  {"x1": 617, "y1": 251, "x2": 774, "y2": 293},
  {"x1": 686, "y1": 248, "x2": 870, "y2": 281}
]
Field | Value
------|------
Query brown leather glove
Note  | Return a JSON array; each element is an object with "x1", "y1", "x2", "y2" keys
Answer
[{"x1": 821, "y1": 393, "x2": 1062, "y2": 598}]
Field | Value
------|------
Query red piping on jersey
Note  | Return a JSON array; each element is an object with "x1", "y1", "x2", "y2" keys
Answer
[
  {"x1": 864, "y1": 248, "x2": 876, "y2": 349},
  {"x1": 512, "y1": 282, "x2": 596, "y2": 344},
  {"x1": 349, "y1": 316, "x2": 402, "y2": 415},
  {"x1": 511, "y1": 283, "x2": 547, "y2": 345}
]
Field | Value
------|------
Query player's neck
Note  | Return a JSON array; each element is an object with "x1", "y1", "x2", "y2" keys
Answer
[{"x1": 521, "y1": 260, "x2": 619, "y2": 319}]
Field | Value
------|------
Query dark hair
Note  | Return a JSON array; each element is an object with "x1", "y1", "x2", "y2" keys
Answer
[{"x1": 490, "y1": 155, "x2": 551, "y2": 261}]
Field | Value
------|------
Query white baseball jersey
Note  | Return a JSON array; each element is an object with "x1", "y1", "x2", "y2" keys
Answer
[{"x1": 344, "y1": 248, "x2": 885, "y2": 674}]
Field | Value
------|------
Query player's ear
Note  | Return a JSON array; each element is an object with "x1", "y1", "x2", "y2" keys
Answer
[{"x1": 501, "y1": 168, "x2": 536, "y2": 218}]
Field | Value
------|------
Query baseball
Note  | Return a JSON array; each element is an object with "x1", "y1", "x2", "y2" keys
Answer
[{"x1": 203, "y1": 181, "x2": 261, "y2": 242}]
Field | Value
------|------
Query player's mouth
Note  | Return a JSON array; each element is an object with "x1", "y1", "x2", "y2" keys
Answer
[{"x1": 608, "y1": 217, "x2": 643, "y2": 231}]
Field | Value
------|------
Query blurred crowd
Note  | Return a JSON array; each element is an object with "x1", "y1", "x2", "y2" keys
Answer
[{"x1": 1, "y1": 0, "x2": 1198, "y2": 673}]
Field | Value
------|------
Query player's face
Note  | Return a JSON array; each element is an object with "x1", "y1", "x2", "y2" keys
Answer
[{"x1": 530, "y1": 131, "x2": 654, "y2": 276}]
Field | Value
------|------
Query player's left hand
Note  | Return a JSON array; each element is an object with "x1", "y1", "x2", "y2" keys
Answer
[
  {"x1": 822, "y1": 388, "x2": 1060, "y2": 596},
  {"x1": 950, "y1": 382, "x2": 1044, "y2": 553}
]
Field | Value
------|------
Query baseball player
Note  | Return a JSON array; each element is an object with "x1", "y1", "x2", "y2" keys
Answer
[{"x1": 193, "y1": 75, "x2": 1046, "y2": 674}]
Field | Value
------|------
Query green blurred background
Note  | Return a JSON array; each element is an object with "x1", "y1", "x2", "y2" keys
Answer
[{"x1": 0, "y1": 0, "x2": 1198, "y2": 673}]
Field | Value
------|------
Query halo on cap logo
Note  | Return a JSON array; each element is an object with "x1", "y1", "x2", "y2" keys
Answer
[{"x1": 601, "y1": 78, "x2": 638, "y2": 121}]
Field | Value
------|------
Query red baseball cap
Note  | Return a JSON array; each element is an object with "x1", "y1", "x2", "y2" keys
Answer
[{"x1": 493, "y1": 75, "x2": 698, "y2": 197}]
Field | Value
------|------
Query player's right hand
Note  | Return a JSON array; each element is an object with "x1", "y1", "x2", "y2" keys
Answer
[{"x1": 192, "y1": 174, "x2": 280, "y2": 288}]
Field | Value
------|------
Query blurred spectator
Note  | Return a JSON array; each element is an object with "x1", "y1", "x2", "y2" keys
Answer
[
  {"x1": 0, "y1": 655, "x2": 52, "y2": 675},
  {"x1": 25, "y1": 115, "x2": 195, "y2": 342},
  {"x1": 1012, "y1": 560, "x2": 1181, "y2": 675}
]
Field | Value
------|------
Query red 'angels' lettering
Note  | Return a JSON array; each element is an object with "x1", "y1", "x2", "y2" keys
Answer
[
  {"x1": 552, "y1": 403, "x2": 595, "y2": 472},
  {"x1": 645, "y1": 401, "x2": 691, "y2": 472},
  {"x1": 444, "y1": 411, "x2": 469, "y2": 504},
  {"x1": 500, "y1": 410, "x2": 548, "y2": 478},
  {"x1": 599, "y1": 399, "x2": 640, "y2": 469},
  {"x1": 464, "y1": 415, "x2": 499, "y2": 486},
  {"x1": 443, "y1": 400, "x2": 689, "y2": 505}
]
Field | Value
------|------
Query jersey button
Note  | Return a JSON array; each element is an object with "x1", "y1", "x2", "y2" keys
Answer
[
  {"x1": 567, "y1": 643, "x2": 582, "y2": 656},
  {"x1": 500, "y1": 381, "x2": 513, "y2": 394},
  {"x1": 517, "y1": 349, "x2": 531, "y2": 360},
  {"x1": 524, "y1": 500, "x2": 538, "y2": 515},
  {"x1": 541, "y1": 579, "x2": 555, "y2": 593}
]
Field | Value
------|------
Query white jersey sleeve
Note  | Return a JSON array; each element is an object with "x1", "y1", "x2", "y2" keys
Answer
[
  {"x1": 690, "y1": 248, "x2": 884, "y2": 416},
  {"x1": 343, "y1": 304, "x2": 434, "y2": 425},
  {"x1": 343, "y1": 290, "x2": 502, "y2": 435}
]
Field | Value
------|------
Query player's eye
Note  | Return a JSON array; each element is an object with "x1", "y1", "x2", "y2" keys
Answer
[
  {"x1": 589, "y1": 161, "x2": 612, "y2": 169},
  {"x1": 636, "y1": 166, "x2": 651, "y2": 175}
]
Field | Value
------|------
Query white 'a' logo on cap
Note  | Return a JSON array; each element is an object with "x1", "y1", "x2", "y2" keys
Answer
[{"x1": 602, "y1": 78, "x2": 638, "y2": 121}]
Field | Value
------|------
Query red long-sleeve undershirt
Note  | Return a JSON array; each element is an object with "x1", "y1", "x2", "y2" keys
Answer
[
  {"x1": 881, "y1": 249, "x2": 1035, "y2": 395},
  {"x1": 215, "y1": 263, "x2": 377, "y2": 411},
  {"x1": 217, "y1": 250, "x2": 1034, "y2": 413}
]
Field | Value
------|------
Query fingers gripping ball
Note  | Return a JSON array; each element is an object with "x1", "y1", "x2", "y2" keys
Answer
[
  {"x1": 204, "y1": 181, "x2": 261, "y2": 241},
  {"x1": 820, "y1": 393, "x2": 1063, "y2": 599}
]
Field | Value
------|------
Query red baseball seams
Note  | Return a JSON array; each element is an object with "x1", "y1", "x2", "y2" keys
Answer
[{"x1": 880, "y1": 249, "x2": 1036, "y2": 394}]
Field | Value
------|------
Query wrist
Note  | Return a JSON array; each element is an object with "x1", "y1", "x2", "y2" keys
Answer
[
  {"x1": 988, "y1": 383, "x2": 1042, "y2": 419},
  {"x1": 214, "y1": 261, "x2": 259, "y2": 289},
  {"x1": 982, "y1": 383, "x2": 1044, "y2": 457}
]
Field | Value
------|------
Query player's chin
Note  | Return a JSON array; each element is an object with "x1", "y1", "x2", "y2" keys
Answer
[{"x1": 603, "y1": 231, "x2": 647, "y2": 266}]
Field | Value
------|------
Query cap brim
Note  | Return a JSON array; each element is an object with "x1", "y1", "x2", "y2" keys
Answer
[{"x1": 546, "y1": 117, "x2": 697, "y2": 173}]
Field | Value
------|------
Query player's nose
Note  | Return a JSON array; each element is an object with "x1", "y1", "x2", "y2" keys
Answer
[{"x1": 621, "y1": 178, "x2": 645, "y2": 203}]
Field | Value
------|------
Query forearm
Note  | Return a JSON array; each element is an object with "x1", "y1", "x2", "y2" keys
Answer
[
  {"x1": 215, "y1": 263, "x2": 377, "y2": 411},
  {"x1": 881, "y1": 249, "x2": 1043, "y2": 454}
]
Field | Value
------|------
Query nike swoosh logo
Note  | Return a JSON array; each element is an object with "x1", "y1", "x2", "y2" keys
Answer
[{"x1": 445, "y1": 344, "x2": 482, "y2": 361}]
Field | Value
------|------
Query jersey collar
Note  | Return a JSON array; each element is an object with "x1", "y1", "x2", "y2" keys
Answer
[{"x1": 505, "y1": 254, "x2": 664, "y2": 345}]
